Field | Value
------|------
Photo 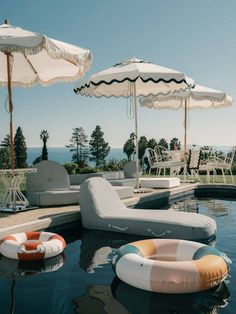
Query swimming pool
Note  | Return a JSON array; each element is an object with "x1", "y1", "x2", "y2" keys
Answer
[{"x1": 0, "y1": 196, "x2": 235, "y2": 313}]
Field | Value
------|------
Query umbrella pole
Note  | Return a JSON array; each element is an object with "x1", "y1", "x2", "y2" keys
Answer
[
  {"x1": 6, "y1": 52, "x2": 14, "y2": 173},
  {"x1": 133, "y1": 83, "x2": 139, "y2": 189}
]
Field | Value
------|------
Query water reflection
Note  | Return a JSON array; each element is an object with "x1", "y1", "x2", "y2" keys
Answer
[
  {"x1": 0, "y1": 253, "x2": 65, "y2": 314},
  {"x1": 73, "y1": 285, "x2": 129, "y2": 314},
  {"x1": 0, "y1": 253, "x2": 65, "y2": 279},
  {"x1": 79, "y1": 229, "x2": 144, "y2": 273},
  {"x1": 111, "y1": 277, "x2": 230, "y2": 314},
  {"x1": 171, "y1": 197, "x2": 230, "y2": 217},
  {"x1": 78, "y1": 229, "x2": 230, "y2": 313}
]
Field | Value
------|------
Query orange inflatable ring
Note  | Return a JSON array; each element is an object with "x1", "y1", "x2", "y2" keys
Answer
[{"x1": 0, "y1": 231, "x2": 66, "y2": 261}]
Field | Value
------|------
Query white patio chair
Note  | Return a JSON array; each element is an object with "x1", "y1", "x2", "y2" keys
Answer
[
  {"x1": 145, "y1": 147, "x2": 183, "y2": 176},
  {"x1": 207, "y1": 146, "x2": 236, "y2": 184},
  {"x1": 198, "y1": 147, "x2": 217, "y2": 183}
]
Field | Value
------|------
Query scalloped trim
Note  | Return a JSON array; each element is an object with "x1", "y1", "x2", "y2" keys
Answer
[
  {"x1": 74, "y1": 77, "x2": 194, "y2": 94},
  {"x1": 74, "y1": 85, "x2": 193, "y2": 99}
]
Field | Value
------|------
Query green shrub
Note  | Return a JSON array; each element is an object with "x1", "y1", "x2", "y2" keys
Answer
[
  {"x1": 231, "y1": 162, "x2": 236, "y2": 175},
  {"x1": 103, "y1": 158, "x2": 127, "y2": 171},
  {"x1": 63, "y1": 162, "x2": 78, "y2": 174},
  {"x1": 77, "y1": 166, "x2": 98, "y2": 174}
]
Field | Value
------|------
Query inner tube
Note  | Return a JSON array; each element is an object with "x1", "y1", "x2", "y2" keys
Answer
[
  {"x1": 0, "y1": 231, "x2": 66, "y2": 261},
  {"x1": 112, "y1": 239, "x2": 231, "y2": 294}
]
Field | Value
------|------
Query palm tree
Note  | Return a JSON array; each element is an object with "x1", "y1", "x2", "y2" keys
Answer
[{"x1": 40, "y1": 130, "x2": 49, "y2": 160}]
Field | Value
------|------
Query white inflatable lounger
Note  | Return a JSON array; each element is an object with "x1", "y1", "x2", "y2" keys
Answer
[{"x1": 80, "y1": 178, "x2": 216, "y2": 241}]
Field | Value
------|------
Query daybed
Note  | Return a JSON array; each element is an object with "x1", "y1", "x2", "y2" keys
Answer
[
  {"x1": 27, "y1": 161, "x2": 80, "y2": 206},
  {"x1": 27, "y1": 161, "x2": 134, "y2": 207},
  {"x1": 79, "y1": 177, "x2": 216, "y2": 241}
]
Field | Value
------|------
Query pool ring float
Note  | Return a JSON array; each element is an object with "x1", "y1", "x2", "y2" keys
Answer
[
  {"x1": 112, "y1": 239, "x2": 231, "y2": 294},
  {"x1": 0, "y1": 231, "x2": 66, "y2": 261}
]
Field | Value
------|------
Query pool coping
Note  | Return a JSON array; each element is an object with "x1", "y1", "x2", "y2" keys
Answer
[{"x1": 1, "y1": 182, "x2": 236, "y2": 239}]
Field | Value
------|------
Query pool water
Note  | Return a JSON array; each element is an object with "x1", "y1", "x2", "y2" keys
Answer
[{"x1": 0, "y1": 197, "x2": 235, "y2": 314}]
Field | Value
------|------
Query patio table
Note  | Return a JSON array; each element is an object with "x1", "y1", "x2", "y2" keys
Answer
[{"x1": 0, "y1": 168, "x2": 37, "y2": 212}]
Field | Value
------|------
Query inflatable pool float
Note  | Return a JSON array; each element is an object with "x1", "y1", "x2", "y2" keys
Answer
[
  {"x1": 0, "y1": 231, "x2": 66, "y2": 260},
  {"x1": 80, "y1": 177, "x2": 216, "y2": 241},
  {"x1": 112, "y1": 239, "x2": 231, "y2": 294}
]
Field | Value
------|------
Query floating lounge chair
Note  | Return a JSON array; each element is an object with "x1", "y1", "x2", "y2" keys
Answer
[{"x1": 80, "y1": 177, "x2": 216, "y2": 241}]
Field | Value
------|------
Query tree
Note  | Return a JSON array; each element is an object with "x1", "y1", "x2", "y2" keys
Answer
[
  {"x1": 169, "y1": 137, "x2": 181, "y2": 150},
  {"x1": 0, "y1": 135, "x2": 10, "y2": 169},
  {"x1": 158, "y1": 138, "x2": 169, "y2": 150},
  {"x1": 138, "y1": 136, "x2": 148, "y2": 165},
  {"x1": 147, "y1": 138, "x2": 158, "y2": 149},
  {"x1": 1, "y1": 134, "x2": 10, "y2": 148},
  {"x1": 123, "y1": 132, "x2": 135, "y2": 161},
  {"x1": 40, "y1": 130, "x2": 49, "y2": 160},
  {"x1": 89, "y1": 125, "x2": 110, "y2": 167},
  {"x1": 14, "y1": 127, "x2": 28, "y2": 168},
  {"x1": 66, "y1": 127, "x2": 89, "y2": 167}
]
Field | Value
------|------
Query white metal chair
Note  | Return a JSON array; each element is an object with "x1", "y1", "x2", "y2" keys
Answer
[
  {"x1": 145, "y1": 148, "x2": 159, "y2": 175},
  {"x1": 145, "y1": 147, "x2": 183, "y2": 176},
  {"x1": 198, "y1": 147, "x2": 217, "y2": 183},
  {"x1": 207, "y1": 146, "x2": 236, "y2": 184}
]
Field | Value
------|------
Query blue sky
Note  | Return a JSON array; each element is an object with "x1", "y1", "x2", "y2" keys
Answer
[{"x1": 0, "y1": 0, "x2": 235, "y2": 148}]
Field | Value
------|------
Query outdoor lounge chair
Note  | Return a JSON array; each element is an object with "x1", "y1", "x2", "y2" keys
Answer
[
  {"x1": 26, "y1": 160, "x2": 80, "y2": 206},
  {"x1": 79, "y1": 177, "x2": 216, "y2": 241},
  {"x1": 27, "y1": 161, "x2": 134, "y2": 206}
]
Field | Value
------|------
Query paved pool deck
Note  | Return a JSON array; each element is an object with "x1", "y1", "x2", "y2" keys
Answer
[{"x1": 1, "y1": 182, "x2": 235, "y2": 239}]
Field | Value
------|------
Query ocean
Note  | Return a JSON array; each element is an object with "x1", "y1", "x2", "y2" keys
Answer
[
  {"x1": 27, "y1": 147, "x2": 126, "y2": 166},
  {"x1": 27, "y1": 145, "x2": 231, "y2": 166}
]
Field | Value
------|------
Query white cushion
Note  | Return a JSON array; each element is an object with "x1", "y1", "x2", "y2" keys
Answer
[{"x1": 140, "y1": 178, "x2": 180, "y2": 189}]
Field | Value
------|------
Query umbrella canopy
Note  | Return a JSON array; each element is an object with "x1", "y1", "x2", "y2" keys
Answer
[
  {"x1": 74, "y1": 57, "x2": 194, "y2": 187},
  {"x1": 140, "y1": 84, "x2": 232, "y2": 152},
  {"x1": 0, "y1": 21, "x2": 92, "y2": 87},
  {"x1": 0, "y1": 19, "x2": 93, "y2": 171}
]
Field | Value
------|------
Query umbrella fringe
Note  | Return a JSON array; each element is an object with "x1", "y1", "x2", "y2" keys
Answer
[
  {"x1": 0, "y1": 72, "x2": 90, "y2": 88},
  {"x1": 0, "y1": 43, "x2": 44, "y2": 55}
]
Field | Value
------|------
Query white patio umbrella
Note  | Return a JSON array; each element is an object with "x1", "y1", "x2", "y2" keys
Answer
[
  {"x1": 140, "y1": 84, "x2": 232, "y2": 153},
  {"x1": 74, "y1": 57, "x2": 194, "y2": 187},
  {"x1": 0, "y1": 19, "x2": 93, "y2": 171}
]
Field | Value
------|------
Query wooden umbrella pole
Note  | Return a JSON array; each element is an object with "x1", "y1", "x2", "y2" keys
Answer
[{"x1": 6, "y1": 52, "x2": 14, "y2": 173}]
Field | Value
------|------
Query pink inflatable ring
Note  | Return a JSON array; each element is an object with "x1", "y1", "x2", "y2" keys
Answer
[{"x1": 112, "y1": 239, "x2": 230, "y2": 294}]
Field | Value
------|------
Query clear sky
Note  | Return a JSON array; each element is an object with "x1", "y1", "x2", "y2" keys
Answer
[{"x1": 0, "y1": 0, "x2": 235, "y2": 148}]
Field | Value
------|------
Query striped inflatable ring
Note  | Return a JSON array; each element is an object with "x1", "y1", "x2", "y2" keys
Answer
[
  {"x1": 112, "y1": 239, "x2": 231, "y2": 294},
  {"x1": 0, "y1": 231, "x2": 66, "y2": 261}
]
